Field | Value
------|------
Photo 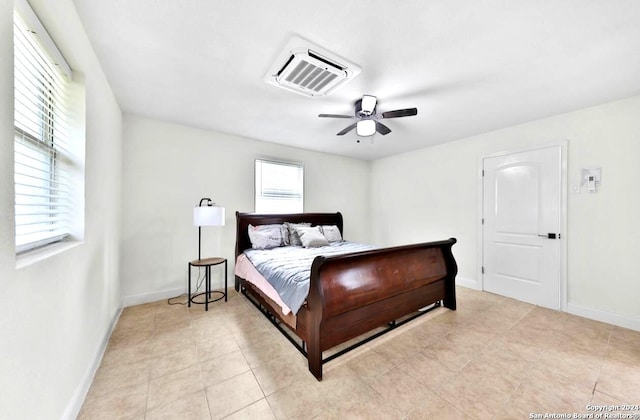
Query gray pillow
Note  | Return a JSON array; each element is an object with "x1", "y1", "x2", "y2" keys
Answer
[
  {"x1": 248, "y1": 224, "x2": 284, "y2": 249},
  {"x1": 320, "y1": 225, "x2": 343, "y2": 243},
  {"x1": 285, "y1": 222, "x2": 311, "y2": 246},
  {"x1": 294, "y1": 226, "x2": 329, "y2": 248}
]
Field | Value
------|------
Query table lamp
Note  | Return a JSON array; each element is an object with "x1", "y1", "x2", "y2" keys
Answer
[{"x1": 194, "y1": 197, "x2": 225, "y2": 260}]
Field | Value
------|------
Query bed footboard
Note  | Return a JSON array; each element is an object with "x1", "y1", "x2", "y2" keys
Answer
[{"x1": 305, "y1": 239, "x2": 457, "y2": 380}]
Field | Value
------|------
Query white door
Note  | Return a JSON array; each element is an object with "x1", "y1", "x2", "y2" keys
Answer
[{"x1": 483, "y1": 146, "x2": 562, "y2": 309}]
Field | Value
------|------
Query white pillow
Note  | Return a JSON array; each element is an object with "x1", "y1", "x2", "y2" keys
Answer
[
  {"x1": 248, "y1": 224, "x2": 284, "y2": 249},
  {"x1": 320, "y1": 225, "x2": 343, "y2": 243},
  {"x1": 294, "y1": 226, "x2": 329, "y2": 248}
]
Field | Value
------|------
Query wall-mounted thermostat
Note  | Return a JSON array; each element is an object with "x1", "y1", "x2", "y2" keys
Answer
[{"x1": 581, "y1": 168, "x2": 602, "y2": 193}]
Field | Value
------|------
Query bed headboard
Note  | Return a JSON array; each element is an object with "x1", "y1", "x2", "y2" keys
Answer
[{"x1": 235, "y1": 211, "x2": 344, "y2": 257}]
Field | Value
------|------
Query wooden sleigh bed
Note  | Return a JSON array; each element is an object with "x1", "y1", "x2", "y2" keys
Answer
[{"x1": 234, "y1": 211, "x2": 457, "y2": 380}]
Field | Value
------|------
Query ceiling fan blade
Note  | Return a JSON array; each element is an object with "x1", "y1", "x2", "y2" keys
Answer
[
  {"x1": 375, "y1": 121, "x2": 392, "y2": 135},
  {"x1": 318, "y1": 114, "x2": 354, "y2": 119},
  {"x1": 336, "y1": 123, "x2": 357, "y2": 136},
  {"x1": 381, "y1": 108, "x2": 418, "y2": 119}
]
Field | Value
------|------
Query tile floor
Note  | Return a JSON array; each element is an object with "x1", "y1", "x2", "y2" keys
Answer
[{"x1": 78, "y1": 287, "x2": 640, "y2": 419}]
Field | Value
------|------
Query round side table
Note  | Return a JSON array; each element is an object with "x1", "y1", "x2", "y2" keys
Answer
[{"x1": 188, "y1": 257, "x2": 227, "y2": 311}]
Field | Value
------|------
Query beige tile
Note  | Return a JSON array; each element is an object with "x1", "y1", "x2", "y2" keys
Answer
[
  {"x1": 486, "y1": 297, "x2": 535, "y2": 318},
  {"x1": 345, "y1": 347, "x2": 394, "y2": 383},
  {"x1": 561, "y1": 314, "x2": 614, "y2": 337},
  {"x1": 421, "y1": 334, "x2": 484, "y2": 371},
  {"x1": 396, "y1": 349, "x2": 456, "y2": 391},
  {"x1": 429, "y1": 307, "x2": 480, "y2": 327},
  {"x1": 78, "y1": 382, "x2": 148, "y2": 420},
  {"x1": 154, "y1": 306, "x2": 191, "y2": 331},
  {"x1": 315, "y1": 363, "x2": 377, "y2": 409},
  {"x1": 252, "y1": 354, "x2": 307, "y2": 395},
  {"x1": 89, "y1": 357, "x2": 151, "y2": 397},
  {"x1": 100, "y1": 340, "x2": 150, "y2": 368},
  {"x1": 523, "y1": 363, "x2": 595, "y2": 404},
  {"x1": 610, "y1": 325, "x2": 640, "y2": 345},
  {"x1": 150, "y1": 343, "x2": 199, "y2": 379},
  {"x1": 551, "y1": 330, "x2": 610, "y2": 356},
  {"x1": 507, "y1": 382, "x2": 589, "y2": 417},
  {"x1": 200, "y1": 350, "x2": 251, "y2": 387},
  {"x1": 596, "y1": 356, "x2": 640, "y2": 402},
  {"x1": 188, "y1": 302, "x2": 225, "y2": 319},
  {"x1": 516, "y1": 306, "x2": 569, "y2": 332},
  {"x1": 108, "y1": 317, "x2": 154, "y2": 348},
  {"x1": 190, "y1": 315, "x2": 234, "y2": 343},
  {"x1": 316, "y1": 399, "x2": 404, "y2": 420},
  {"x1": 205, "y1": 371, "x2": 265, "y2": 420},
  {"x1": 534, "y1": 345, "x2": 603, "y2": 385},
  {"x1": 406, "y1": 393, "x2": 471, "y2": 420},
  {"x1": 605, "y1": 335, "x2": 640, "y2": 365},
  {"x1": 504, "y1": 323, "x2": 561, "y2": 354},
  {"x1": 370, "y1": 329, "x2": 427, "y2": 364},
  {"x1": 408, "y1": 316, "x2": 450, "y2": 343},
  {"x1": 457, "y1": 359, "x2": 520, "y2": 394},
  {"x1": 231, "y1": 324, "x2": 275, "y2": 349},
  {"x1": 120, "y1": 302, "x2": 159, "y2": 318},
  {"x1": 266, "y1": 375, "x2": 328, "y2": 420},
  {"x1": 79, "y1": 294, "x2": 639, "y2": 420},
  {"x1": 368, "y1": 365, "x2": 435, "y2": 415},
  {"x1": 196, "y1": 332, "x2": 240, "y2": 362},
  {"x1": 148, "y1": 327, "x2": 195, "y2": 358},
  {"x1": 223, "y1": 398, "x2": 276, "y2": 420},
  {"x1": 147, "y1": 364, "x2": 205, "y2": 410},
  {"x1": 446, "y1": 324, "x2": 499, "y2": 348},
  {"x1": 240, "y1": 337, "x2": 290, "y2": 368},
  {"x1": 437, "y1": 360, "x2": 518, "y2": 419},
  {"x1": 590, "y1": 390, "x2": 625, "y2": 405},
  {"x1": 145, "y1": 389, "x2": 211, "y2": 420}
]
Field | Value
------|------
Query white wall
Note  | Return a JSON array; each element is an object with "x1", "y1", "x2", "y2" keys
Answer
[
  {"x1": 120, "y1": 115, "x2": 371, "y2": 304},
  {"x1": 372, "y1": 95, "x2": 640, "y2": 329},
  {"x1": 0, "y1": 1, "x2": 123, "y2": 419}
]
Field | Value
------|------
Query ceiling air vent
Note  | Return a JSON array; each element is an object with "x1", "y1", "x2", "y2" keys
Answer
[{"x1": 264, "y1": 36, "x2": 361, "y2": 97}]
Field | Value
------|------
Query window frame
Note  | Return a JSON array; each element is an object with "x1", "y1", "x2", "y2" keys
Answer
[
  {"x1": 254, "y1": 158, "x2": 304, "y2": 214},
  {"x1": 13, "y1": 0, "x2": 76, "y2": 254}
]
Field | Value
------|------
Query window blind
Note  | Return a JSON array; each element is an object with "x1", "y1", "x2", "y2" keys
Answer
[
  {"x1": 255, "y1": 159, "x2": 304, "y2": 214},
  {"x1": 14, "y1": 10, "x2": 73, "y2": 253}
]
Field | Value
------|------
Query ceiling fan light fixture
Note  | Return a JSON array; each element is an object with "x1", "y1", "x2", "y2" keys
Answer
[
  {"x1": 356, "y1": 120, "x2": 376, "y2": 136},
  {"x1": 360, "y1": 95, "x2": 377, "y2": 115}
]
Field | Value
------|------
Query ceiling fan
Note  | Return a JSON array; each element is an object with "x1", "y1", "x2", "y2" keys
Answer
[{"x1": 318, "y1": 95, "x2": 418, "y2": 137}]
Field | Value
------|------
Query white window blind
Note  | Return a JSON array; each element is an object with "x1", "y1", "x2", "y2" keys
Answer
[
  {"x1": 14, "y1": 7, "x2": 73, "y2": 253},
  {"x1": 255, "y1": 159, "x2": 304, "y2": 214}
]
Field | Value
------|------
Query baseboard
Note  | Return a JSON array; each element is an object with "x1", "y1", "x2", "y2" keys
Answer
[
  {"x1": 456, "y1": 276, "x2": 480, "y2": 290},
  {"x1": 61, "y1": 306, "x2": 122, "y2": 420},
  {"x1": 567, "y1": 302, "x2": 640, "y2": 332},
  {"x1": 122, "y1": 287, "x2": 185, "y2": 308}
]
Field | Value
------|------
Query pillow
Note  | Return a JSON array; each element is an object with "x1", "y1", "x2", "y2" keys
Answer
[
  {"x1": 285, "y1": 222, "x2": 311, "y2": 246},
  {"x1": 248, "y1": 224, "x2": 284, "y2": 249},
  {"x1": 294, "y1": 226, "x2": 329, "y2": 248},
  {"x1": 279, "y1": 224, "x2": 290, "y2": 246},
  {"x1": 320, "y1": 225, "x2": 343, "y2": 243}
]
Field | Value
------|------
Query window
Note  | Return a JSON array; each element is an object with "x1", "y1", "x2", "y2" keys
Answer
[
  {"x1": 255, "y1": 159, "x2": 304, "y2": 213},
  {"x1": 13, "y1": 2, "x2": 78, "y2": 254}
]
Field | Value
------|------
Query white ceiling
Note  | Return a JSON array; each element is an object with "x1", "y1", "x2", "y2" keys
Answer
[{"x1": 72, "y1": 0, "x2": 640, "y2": 160}]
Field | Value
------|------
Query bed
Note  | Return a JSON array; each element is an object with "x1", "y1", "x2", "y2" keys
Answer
[{"x1": 234, "y1": 211, "x2": 457, "y2": 380}]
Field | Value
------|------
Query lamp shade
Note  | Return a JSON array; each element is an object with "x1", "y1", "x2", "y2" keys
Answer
[
  {"x1": 356, "y1": 119, "x2": 376, "y2": 136},
  {"x1": 194, "y1": 206, "x2": 225, "y2": 226}
]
